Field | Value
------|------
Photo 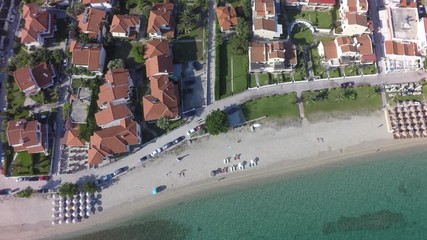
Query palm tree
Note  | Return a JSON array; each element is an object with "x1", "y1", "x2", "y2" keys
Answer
[
  {"x1": 344, "y1": 88, "x2": 357, "y2": 100},
  {"x1": 335, "y1": 92, "x2": 345, "y2": 102},
  {"x1": 367, "y1": 87, "x2": 380, "y2": 98},
  {"x1": 303, "y1": 93, "x2": 316, "y2": 105}
]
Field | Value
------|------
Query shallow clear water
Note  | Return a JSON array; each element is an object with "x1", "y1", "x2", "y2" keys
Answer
[{"x1": 69, "y1": 146, "x2": 427, "y2": 240}]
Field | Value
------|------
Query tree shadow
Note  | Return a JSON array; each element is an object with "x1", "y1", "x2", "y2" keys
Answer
[{"x1": 75, "y1": 174, "x2": 98, "y2": 186}]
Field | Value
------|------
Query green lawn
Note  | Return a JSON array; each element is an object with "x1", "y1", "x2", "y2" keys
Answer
[
  {"x1": 302, "y1": 86, "x2": 382, "y2": 119},
  {"x1": 216, "y1": 43, "x2": 248, "y2": 99},
  {"x1": 329, "y1": 68, "x2": 340, "y2": 78},
  {"x1": 6, "y1": 78, "x2": 29, "y2": 119},
  {"x1": 178, "y1": 27, "x2": 204, "y2": 40},
  {"x1": 241, "y1": 94, "x2": 300, "y2": 120},
  {"x1": 250, "y1": 73, "x2": 270, "y2": 87},
  {"x1": 109, "y1": 41, "x2": 140, "y2": 68},
  {"x1": 291, "y1": 25, "x2": 313, "y2": 45},
  {"x1": 172, "y1": 41, "x2": 204, "y2": 63},
  {"x1": 344, "y1": 65, "x2": 359, "y2": 77},
  {"x1": 311, "y1": 48, "x2": 327, "y2": 78},
  {"x1": 362, "y1": 64, "x2": 377, "y2": 75},
  {"x1": 11, "y1": 152, "x2": 51, "y2": 176},
  {"x1": 317, "y1": 36, "x2": 336, "y2": 42},
  {"x1": 286, "y1": 10, "x2": 333, "y2": 29}
]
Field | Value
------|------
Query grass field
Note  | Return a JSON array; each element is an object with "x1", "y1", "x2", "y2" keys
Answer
[
  {"x1": 241, "y1": 94, "x2": 299, "y2": 120},
  {"x1": 11, "y1": 152, "x2": 51, "y2": 176},
  {"x1": 216, "y1": 43, "x2": 248, "y2": 99},
  {"x1": 302, "y1": 86, "x2": 382, "y2": 119},
  {"x1": 362, "y1": 64, "x2": 377, "y2": 75},
  {"x1": 172, "y1": 41, "x2": 204, "y2": 63},
  {"x1": 178, "y1": 27, "x2": 204, "y2": 40},
  {"x1": 291, "y1": 25, "x2": 313, "y2": 45},
  {"x1": 6, "y1": 78, "x2": 29, "y2": 119},
  {"x1": 287, "y1": 10, "x2": 333, "y2": 29}
]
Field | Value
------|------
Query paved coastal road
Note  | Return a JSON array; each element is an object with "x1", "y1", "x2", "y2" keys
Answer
[
  {"x1": 206, "y1": 0, "x2": 216, "y2": 106},
  {"x1": 54, "y1": 70, "x2": 427, "y2": 185}
]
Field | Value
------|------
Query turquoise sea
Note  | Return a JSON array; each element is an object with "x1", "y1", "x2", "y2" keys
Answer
[{"x1": 67, "y1": 146, "x2": 427, "y2": 240}]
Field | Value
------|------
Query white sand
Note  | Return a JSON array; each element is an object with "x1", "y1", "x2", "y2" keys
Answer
[{"x1": 2, "y1": 112, "x2": 426, "y2": 240}]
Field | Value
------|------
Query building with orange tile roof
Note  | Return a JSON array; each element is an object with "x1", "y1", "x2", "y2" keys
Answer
[
  {"x1": 71, "y1": 42, "x2": 106, "y2": 75},
  {"x1": 143, "y1": 75, "x2": 180, "y2": 121},
  {"x1": 340, "y1": 12, "x2": 369, "y2": 36},
  {"x1": 95, "y1": 103, "x2": 133, "y2": 129},
  {"x1": 7, "y1": 119, "x2": 48, "y2": 154},
  {"x1": 21, "y1": 3, "x2": 55, "y2": 49},
  {"x1": 144, "y1": 39, "x2": 170, "y2": 59},
  {"x1": 252, "y1": 0, "x2": 282, "y2": 39},
  {"x1": 13, "y1": 62, "x2": 55, "y2": 96},
  {"x1": 98, "y1": 68, "x2": 133, "y2": 109},
  {"x1": 147, "y1": 3, "x2": 175, "y2": 38},
  {"x1": 145, "y1": 55, "x2": 173, "y2": 78},
  {"x1": 318, "y1": 35, "x2": 375, "y2": 67},
  {"x1": 88, "y1": 118, "x2": 141, "y2": 166},
  {"x1": 61, "y1": 128, "x2": 86, "y2": 147},
  {"x1": 216, "y1": 6, "x2": 238, "y2": 32},
  {"x1": 249, "y1": 40, "x2": 297, "y2": 73},
  {"x1": 77, "y1": 8, "x2": 107, "y2": 41},
  {"x1": 110, "y1": 15, "x2": 141, "y2": 39}
]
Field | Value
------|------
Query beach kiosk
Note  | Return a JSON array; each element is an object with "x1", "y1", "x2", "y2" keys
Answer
[{"x1": 152, "y1": 187, "x2": 157, "y2": 195}]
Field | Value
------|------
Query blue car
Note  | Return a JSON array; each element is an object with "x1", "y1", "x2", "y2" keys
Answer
[
  {"x1": 102, "y1": 173, "x2": 114, "y2": 182},
  {"x1": 94, "y1": 179, "x2": 103, "y2": 187}
]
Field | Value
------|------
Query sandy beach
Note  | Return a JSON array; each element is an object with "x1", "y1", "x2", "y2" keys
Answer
[{"x1": 1, "y1": 111, "x2": 427, "y2": 240}]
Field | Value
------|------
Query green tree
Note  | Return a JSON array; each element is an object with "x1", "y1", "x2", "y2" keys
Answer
[
  {"x1": 229, "y1": 18, "x2": 249, "y2": 54},
  {"x1": 16, "y1": 186, "x2": 33, "y2": 198},
  {"x1": 130, "y1": 44, "x2": 145, "y2": 63},
  {"x1": 80, "y1": 33, "x2": 89, "y2": 44},
  {"x1": 108, "y1": 59, "x2": 125, "y2": 70},
  {"x1": 82, "y1": 181, "x2": 97, "y2": 194},
  {"x1": 205, "y1": 109, "x2": 229, "y2": 135},
  {"x1": 58, "y1": 182, "x2": 78, "y2": 197},
  {"x1": 50, "y1": 49, "x2": 64, "y2": 65},
  {"x1": 240, "y1": 0, "x2": 251, "y2": 19},
  {"x1": 62, "y1": 102, "x2": 71, "y2": 120},
  {"x1": 156, "y1": 117, "x2": 170, "y2": 130}
]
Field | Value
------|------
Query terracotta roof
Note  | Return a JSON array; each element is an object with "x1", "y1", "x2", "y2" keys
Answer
[
  {"x1": 62, "y1": 128, "x2": 85, "y2": 147},
  {"x1": 145, "y1": 55, "x2": 173, "y2": 78},
  {"x1": 340, "y1": 45, "x2": 357, "y2": 53},
  {"x1": 144, "y1": 39, "x2": 169, "y2": 59},
  {"x1": 347, "y1": 0, "x2": 357, "y2": 12},
  {"x1": 399, "y1": 0, "x2": 417, "y2": 7},
  {"x1": 7, "y1": 120, "x2": 46, "y2": 153},
  {"x1": 250, "y1": 41, "x2": 267, "y2": 62},
  {"x1": 359, "y1": 0, "x2": 367, "y2": 11},
  {"x1": 143, "y1": 75, "x2": 179, "y2": 121},
  {"x1": 21, "y1": 3, "x2": 54, "y2": 44},
  {"x1": 88, "y1": 118, "x2": 139, "y2": 165},
  {"x1": 95, "y1": 103, "x2": 132, "y2": 126},
  {"x1": 356, "y1": 34, "x2": 373, "y2": 55},
  {"x1": 77, "y1": 8, "x2": 106, "y2": 39},
  {"x1": 71, "y1": 43, "x2": 103, "y2": 71},
  {"x1": 385, "y1": 41, "x2": 418, "y2": 56},
  {"x1": 31, "y1": 62, "x2": 54, "y2": 88},
  {"x1": 309, "y1": 0, "x2": 336, "y2": 5},
  {"x1": 147, "y1": 3, "x2": 175, "y2": 37},
  {"x1": 216, "y1": 6, "x2": 238, "y2": 31},
  {"x1": 98, "y1": 85, "x2": 129, "y2": 107},
  {"x1": 110, "y1": 15, "x2": 140, "y2": 34},
  {"x1": 283, "y1": 42, "x2": 298, "y2": 65},
  {"x1": 13, "y1": 67, "x2": 35, "y2": 92},
  {"x1": 346, "y1": 13, "x2": 367, "y2": 26},
  {"x1": 321, "y1": 41, "x2": 338, "y2": 60},
  {"x1": 254, "y1": 18, "x2": 276, "y2": 31},
  {"x1": 105, "y1": 68, "x2": 130, "y2": 86},
  {"x1": 336, "y1": 36, "x2": 353, "y2": 46},
  {"x1": 268, "y1": 41, "x2": 285, "y2": 59},
  {"x1": 254, "y1": 0, "x2": 276, "y2": 18}
]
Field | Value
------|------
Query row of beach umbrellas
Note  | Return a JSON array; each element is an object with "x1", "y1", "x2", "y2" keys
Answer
[{"x1": 51, "y1": 193, "x2": 96, "y2": 225}]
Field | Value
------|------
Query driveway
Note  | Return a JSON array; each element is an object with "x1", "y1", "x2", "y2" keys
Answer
[{"x1": 181, "y1": 61, "x2": 205, "y2": 112}]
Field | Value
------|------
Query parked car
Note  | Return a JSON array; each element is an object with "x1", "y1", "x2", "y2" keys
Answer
[
  {"x1": 193, "y1": 61, "x2": 202, "y2": 71},
  {"x1": 184, "y1": 79, "x2": 195, "y2": 86},
  {"x1": 173, "y1": 136, "x2": 186, "y2": 144},
  {"x1": 37, "y1": 188, "x2": 49, "y2": 193},
  {"x1": 0, "y1": 189, "x2": 11, "y2": 195},
  {"x1": 113, "y1": 166, "x2": 129, "y2": 176},
  {"x1": 341, "y1": 81, "x2": 355, "y2": 88},
  {"x1": 162, "y1": 142, "x2": 173, "y2": 150},
  {"x1": 102, "y1": 173, "x2": 114, "y2": 182},
  {"x1": 63, "y1": 58, "x2": 68, "y2": 67},
  {"x1": 8, "y1": 15, "x2": 15, "y2": 22},
  {"x1": 38, "y1": 176, "x2": 50, "y2": 181},
  {"x1": 195, "y1": 124, "x2": 205, "y2": 131},
  {"x1": 150, "y1": 148, "x2": 163, "y2": 157},
  {"x1": 28, "y1": 177, "x2": 39, "y2": 181},
  {"x1": 183, "y1": 88, "x2": 193, "y2": 94},
  {"x1": 140, "y1": 155, "x2": 150, "y2": 162},
  {"x1": 186, "y1": 128, "x2": 196, "y2": 136},
  {"x1": 16, "y1": 177, "x2": 28, "y2": 182},
  {"x1": 94, "y1": 178, "x2": 103, "y2": 187}
]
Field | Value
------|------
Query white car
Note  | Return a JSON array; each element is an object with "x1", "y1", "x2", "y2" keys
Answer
[
  {"x1": 186, "y1": 128, "x2": 196, "y2": 136},
  {"x1": 150, "y1": 148, "x2": 163, "y2": 157}
]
